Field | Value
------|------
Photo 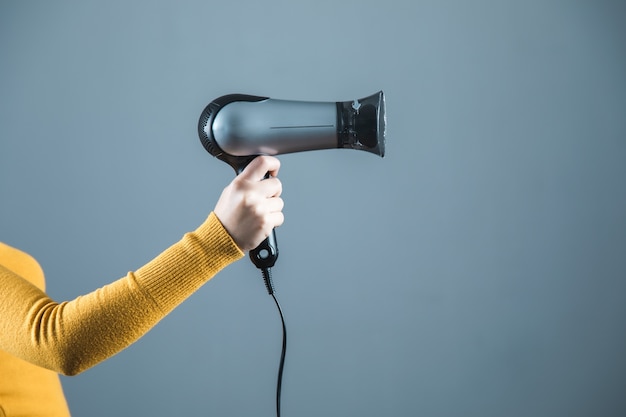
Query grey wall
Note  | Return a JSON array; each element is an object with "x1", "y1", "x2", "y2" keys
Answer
[{"x1": 1, "y1": 1, "x2": 625, "y2": 416}]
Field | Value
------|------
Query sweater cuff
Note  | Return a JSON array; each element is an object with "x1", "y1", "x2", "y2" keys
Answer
[{"x1": 134, "y1": 212, "x2": 244, "y2": 314}]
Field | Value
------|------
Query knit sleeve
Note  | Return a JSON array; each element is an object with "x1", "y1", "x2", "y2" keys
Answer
[{"x1": 0, "y1": 212, "x2": 244, "y2": 376}]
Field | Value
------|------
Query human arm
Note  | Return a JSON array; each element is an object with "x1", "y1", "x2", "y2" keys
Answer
[{"x1": 0, "y1": 156, "x2": 284, "y2": 375}]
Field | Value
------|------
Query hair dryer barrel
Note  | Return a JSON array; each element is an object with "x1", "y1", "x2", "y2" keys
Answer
[{"x1": 198, "y1": 91, "x2": 385, "y2": 173}]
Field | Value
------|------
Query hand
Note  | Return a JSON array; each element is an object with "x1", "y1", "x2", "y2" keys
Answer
[{"x1": 214, "y1": 156, "x2": 285, "y2": 252}]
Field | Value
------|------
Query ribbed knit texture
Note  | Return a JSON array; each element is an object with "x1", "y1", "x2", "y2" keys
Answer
[{"x1": 0, "y1": 212, "x2": 244, "y2": 416}]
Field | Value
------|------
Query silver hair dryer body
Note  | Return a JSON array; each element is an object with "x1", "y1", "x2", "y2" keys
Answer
[
  {"x1": 198, "y1": 91, "x2": 385, "y2": 270},
  {"x1": 198, "y1": 91, "x2": 385, "y2": 173}
]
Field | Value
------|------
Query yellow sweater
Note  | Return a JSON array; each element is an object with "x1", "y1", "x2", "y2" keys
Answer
[{"x1": 0, "y1": 212, "x2": 244, "y2": 417}]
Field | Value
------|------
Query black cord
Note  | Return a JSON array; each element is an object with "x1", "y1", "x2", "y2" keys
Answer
[
  {"x1": 262, "y1": 268, "x2": 287, "y2": 417},
  {"x1": 271, "y1": 292, "x2": 287, "y2": 417}
]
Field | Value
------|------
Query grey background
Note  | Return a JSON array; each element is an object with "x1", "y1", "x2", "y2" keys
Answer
[{"x1": 1, "y1": 1, "x2": 625, "y2": 416}]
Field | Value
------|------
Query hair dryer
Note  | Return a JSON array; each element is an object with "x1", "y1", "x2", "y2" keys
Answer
[{"x1": 198, "y1": 91, "x2": 385, "y2": 271}]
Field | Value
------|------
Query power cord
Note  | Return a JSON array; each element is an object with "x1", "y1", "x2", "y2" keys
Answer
[{"x1": 262, "y1": 267, "x2": 287, "y2": 417}]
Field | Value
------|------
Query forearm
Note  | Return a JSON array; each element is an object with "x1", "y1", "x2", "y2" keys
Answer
[{"x1": 0, "y1": 212, "x2": 243, "y2": 375}]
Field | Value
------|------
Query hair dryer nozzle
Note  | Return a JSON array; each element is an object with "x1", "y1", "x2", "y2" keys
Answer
[{"x1": 337, "y1": 91, "x2": 385, "y2": 158}]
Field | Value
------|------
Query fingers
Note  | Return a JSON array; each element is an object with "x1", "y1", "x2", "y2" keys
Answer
[
  {"x1": 238, "y1": 155, "x2": 281, "y2": 182},
  {"x1": 266, "y1": 195, "x2": 285, "y2": 221},
  {"x1": 267, "y1": 211, "x2": 285, "y2": 230},
  {"x1": 234, "y1": 156, "x2": 282, "y2": 198},
  {"x1": 257, "y1": 176, "x2": 282, "y2": 198}
]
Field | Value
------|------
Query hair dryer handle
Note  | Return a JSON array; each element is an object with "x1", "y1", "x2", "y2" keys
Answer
[
  {"x1": 248, "y1": 171, "x2": 279, "y2": 270},
  {"x1": 250, "y1": 228, "x2": 279, "y2": 270}
]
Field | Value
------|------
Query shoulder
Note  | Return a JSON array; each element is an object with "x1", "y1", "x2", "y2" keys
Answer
[{"x1": 0, "y1": 242, "x2": 46, "y2": 290}]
